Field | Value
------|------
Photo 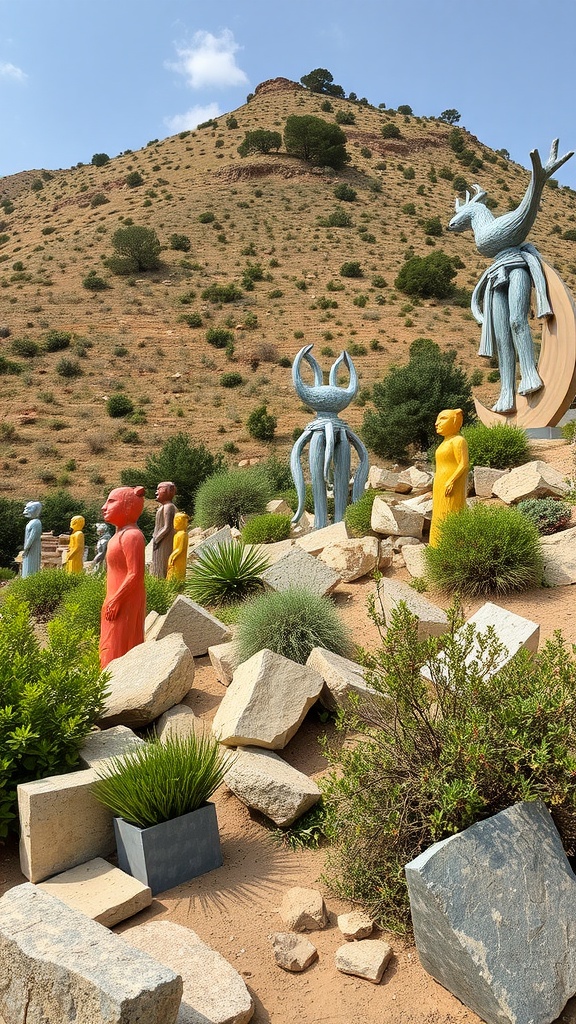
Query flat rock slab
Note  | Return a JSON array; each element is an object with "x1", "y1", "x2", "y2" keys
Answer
[
  {"x1": 245, "y1": 538, "x2": 294, "y2": 566},
  {"x1": 155, "y1": 703, "x2": 208, "y2": 742},
  {"x1": 79, "y1": 726, "x2": 145, "y2": 769},
  {"x1": 208, "y1": 640, "x2": 241, "y2": 686},
  {"x1": 261, "y1": 545, "x2": 341, "y2": 597},
  {"x1": 492, "y1": 459, "x2": 569, "y2": 504},
  {"x1": 371, "y1": 497, "x2": 424, "y2": 539},
  {"x1": 0, "y1": 884, "x2": 182, "y2": 1024},
  {"x1": 18, "y1": 768, "x2": 115, "y2": 883},
  {"x1": 367, "y1": 466, "x2": 400, "y2": 490},
  {"x1": 266, "y1": 498, "x2": 293, "y2": 515},
  {"x1": 224, "y1": 747, "x2": 320, "y2": 826},
  {"x1": 337, "y1": 911, "x2": 374, "y2": 941},
  {"x1": 279, "y1": 887, "x2": 328, "y2": 932},
  {"x1": 401, "y1": 542, "x2": 428, "y2": 578},
  {"x1": 397, "y1": 466, "x2": 434, "y2": 494},
  {"x1": 405, "y1": 800, "x2": 576, "y2": 1024},
  {"x1": 271, "y1": 933, "x2": 318, "y2": 972},
  {"x1": 189, "y1": 525, "x2": 233, "y2": 561},
  {"x1": 334, "y1": 939, "x2": 392, "y2": 983},
  {"x1": 473, "y1": 466, "x2": 509, "y2": 498},
  {"x1": 212, "y1": 648, "x2": 323, "y2": 749},
  {"x1": 146, "y1": 594, "x2": 231, "y2": 657},
  {"x1": 99, "y1": 634, "x2": 195, "y2": 729},
  {"x1": 123, "y1": 920, "x2": 254, "y2": 1024},
  {"x1": 540, "y1": 525, "x2": 576, "y2": 586},
  {"x1": 306, "y1": 647, "x2": 378, "y2": 711},
  {"x1": 38, "y1": 857, "x2": 152, "y2": 928},
  {"x1": 378, "y1": 578, "x2": 448, "y2": 639},
  {"x1": 295, "y1": 520, "x2": 349, "y2": 556},
  {"x1": 318, "y1": 536, "x2": 379, "y2": 582}
]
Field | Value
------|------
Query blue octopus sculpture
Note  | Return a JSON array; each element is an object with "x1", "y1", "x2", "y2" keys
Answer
[{"x1": 290, "y1": 344, "x2": 369, "y2": 529}]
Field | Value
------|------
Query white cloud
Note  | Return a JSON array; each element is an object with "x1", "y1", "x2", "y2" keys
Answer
[
  {"x1": 164, "y1": 103, "x2": 222, "y2": 134},
  {"x1": 0, "y1": 61, "x2": 27, "y2": 82},
  {"x1": 167, "y1": 29, "x2": 248, "y2": 90}
]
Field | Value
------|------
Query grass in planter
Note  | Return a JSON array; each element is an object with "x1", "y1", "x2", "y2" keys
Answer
[
  {"x1": 185, "y1": 540, "x2": 269, "y2": 606},
  {"x1": 236, "y1": 587, "x2": 352, "y2": 665},
  {"x1": 92, "y1": 734, "x2": 232, "y2": 829}
]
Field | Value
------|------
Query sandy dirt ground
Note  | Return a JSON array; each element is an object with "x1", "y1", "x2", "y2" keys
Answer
[{"x1": 1, "y1": 439, "x2": 576, "y2": 1024}]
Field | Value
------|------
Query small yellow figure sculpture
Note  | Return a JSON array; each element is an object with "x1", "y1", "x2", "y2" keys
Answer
[
  {"x1": 429, "y1": 409, "x2": 469, "y2": 548},
  {"x1": 65, "y1": 515, "x2": 85, "y2": 573},
  {"x1": 167, "y1": 512, "x2": 189, "y2": 581}
]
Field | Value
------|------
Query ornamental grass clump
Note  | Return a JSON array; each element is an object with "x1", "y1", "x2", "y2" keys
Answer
[
  {"x1": 185, "y1": 540, "x2": 269, "y2": 606},
  {"x1": 92, "y1": 733, "x2": 231, "y2": 829},
  {"x1": 236, "y1": 587, "x2": 352, "y2": 665},
  {"x1": 461, "y1": 422, "x2": 530, "y2": 469},
  {"x1": 241, "y1": 513, "x2": 292, "y2": 545},
  {"x1": 344, "y1": 489, "x2": 377, "y2": 537},
  {"x1": 194, "y1": 468, "x2": 272, "y2": 529},
  {"x1": 425, "y1": 503, "x2": 543, "y2": 596}
]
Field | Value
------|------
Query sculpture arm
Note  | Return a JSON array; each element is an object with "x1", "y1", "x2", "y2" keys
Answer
[
  {"x1": 444, "y1": 437, "x2": 469, "y2": 497},
  {"x1": 104, "y1": 532, "x2": 145, "y2": 621}
]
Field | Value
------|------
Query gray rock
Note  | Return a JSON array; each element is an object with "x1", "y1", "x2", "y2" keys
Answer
[
  {"x1": 189, "y1": 525, "x2": 233, "y2": 560},
  {"x1": 123, "y1": 920, "x2": 254, "y2": 1024},
  {"x1": 155, "y1": 703, "x2": 208, "y2": 742},
  {"x1": 405, "y1": 800, "x2": 576, "y2": 1024},
  {"x1": 371, "y1": 497, "x2": 424, "y2": 538},
  {"x1": 337, "y1": 911, "x2": 374, "y2": 941},
  {"x1": 224, "y1": 747, "x2": 320, "y2": 826},
  {"x1": 334, "y1": 939, "x2": 392, "y2": 983},
  {"x1": 318, "y1": 536, "x2": 379, "y2": 581},
  {"x1": 473, "y1": 466, "x2": 510, "y2": 497},
  {"x1": 378, "y1": 578, "x2": 448, "y2": 639},
  {"x1": 378, "y1": 538, "x2": 394, "y2": 570},
  {"x1": 99, "y1": 634, "x2": 195, "y2": 728},
  {"x1": 397, "y1": 466, "x2": 434, "y2": 494},
  {"x1": 261, "y1": 546, "x2": 341, "y2": 597},
  {"x1": 540, "y1": 525, "x2": 576, "y2": 586},
  {"x1": 392, "y1": 535, "x2": 421, "y2": 552},
  {"x1": 271, "y1": 933, "x2": 318, "y2": 972},
  {"x1": 79, "y1": 726, "x2": 145, "y2": 769},
  {"x1": 402, "y1": 543, "x2": 428, "y2": 578},
  {"x1": 279, "y1": 887, "x2": 328, "y2": 932},
  {"x1": 0, "y1": 884, "x2": 182, "y2": 1024},
  {"x1": 208, "y1": 640, "x2": 241, "y2": 686},
  {"x1": 306, "y1": 647, "x2": 380, "y2": 711},
  {"x1": 492, "y1": 460, "x2": 569, "y2": 504},
  {"x1": 367, "y1": 466, "x2": 400, "y2": 490},
  {"x1": 146, "y1": 594, "x2": 232, "y2": 657}
]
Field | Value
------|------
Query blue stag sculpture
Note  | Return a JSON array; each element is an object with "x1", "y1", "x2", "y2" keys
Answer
[
  {"x1": 447, "y1": 139, "x2": 573, "y2": 414},
  {"x1": 290, "y1": 344, "x2": 369, "y2": 529}
]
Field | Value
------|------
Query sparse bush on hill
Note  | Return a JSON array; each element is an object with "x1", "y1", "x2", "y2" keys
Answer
[
  {"x1": 462, "y1": 422, "x2": 530, "y2": 470},
  {"x1": 169, "y1": 233, "x2": 191, "y2": 252},
  {"x1": 106, "y1": 393, "x2": 134, "y2": 418},
  {"x1": 333, "y1": 183, "x2": 357, "y2": 202},
  {"x1": 220, "y1": 371, "x2": 244, "y2": 388},
  {"x1": 423, "y1": 216, "x2": 443, "y2": 237},
  {"x1": 247, "y1": 403, "x2": 277, "y2": 441},
  {"x1": 125, "y1": 170, "x2": 144, "y2": 188},
  {"x1": 56, "y1": 357, "x2": 82, "y2": 379},
  {"x1": 284, "y1": 115, "x2": 349, "y2": 170},
  {"x1": 340, "y1": 261, "x2": 363, "y2": 278},
  {"x1": 90, "y1": 193, "x2": 109, "y2": 208},
  {"x1": 44, "y1": 330, "x2": 71, "y2": 352},
  {"x1": 335, "y1": 110, "x2": 355, "y2": 125},
  {"x1": 381, "y1": 123, "x2": 402, "y2": 140},
  {"x1": 121, "y1": 433, "x2": 223, "y2": 515},
  {"x1": 10, "y1": 338, "x2": 38, "y2": 358},
  {"x1": 199, "y1": 211, "x2": 215, "y2": 223},
  {"x1": 82, "y1": 270, "x2": 109, "y2": 291},
  {"x1": 300, "y1": 68, "x2": 345, "y2": 98},
  {"x1": 107, "y1": 225, "x2": 161, "y2": 274},
  {"x1": 91, "y1": 153, "x2": 110, "y2": 166},
  {"x1": 206, "y1": 327, "x2": 234, "y2": 349},
  {"x1": 395, "y1": 250, "x2": 456, "y2": 299},
  {"x1": 236, "y1": 587, "x2": 352, "y2": 665},
  {"x1": 201, "y1": 282, "x2": 243, "y2": 303},
  {"x1": 237, "y1": 130, "x2": 282, "y2": 157},
  {"x1": 226, "y1": 115, "x2": 238, "y2": 130},
  {"x1": 194, "y1": 468, "x2": 272, "y2": 529}
]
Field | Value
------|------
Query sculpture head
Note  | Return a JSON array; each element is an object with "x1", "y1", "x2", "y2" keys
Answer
[
  {"x1": 102, "y1": 486, "x2": 146, "y2": 529},
  {"x1": 155, "y1": 481, "x2": 176, "y2": 504},
  {"x1": 435, "y1": 408, "x2": 464, "y2": 437},
  {"x1": 292, "y1": 344, "x2": 358, "y2": 415},
  {"x1": 447, "y1": 184, "x2": 487, "y2": 232},
  {"x1": 23, "y1": 500, "x2": 42, "y2": 520},
  {"x1": 70, "y1": 515, "x2": 85, "y2": 532},
  {"x1": 95, "y1": 522, "x2": 110, "y2": 538},
  {"x1": 173, "y1": 512, "x2": 189, "y2": 531}
]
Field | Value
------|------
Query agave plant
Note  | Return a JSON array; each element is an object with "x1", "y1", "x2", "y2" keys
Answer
[{"x1": 185, "y1": 539, "x2": 270, "y2": 606}]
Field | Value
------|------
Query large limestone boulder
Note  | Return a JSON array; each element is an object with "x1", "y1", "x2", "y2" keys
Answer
[
  {"x1": 245, "y1": 538, "x2": 293, "y2": 566},
  {"x1": 79, "y1": 725, "x2": 145, "y2": 769},
  {"x1": 224, "y1": 747, "x2": 321, "y2": 826},
  {"x1": 378, "y1": 578, "x2": 448, "y2": 639},
  {"x1": 0, "y1": 884, "x2": 182, "y2": 1024},
  {"x1": 99, "y1": 634, "x2": 195, "y2": 728},
  {"x1": 405, "y1": 801, "x2": 576, "y2": 1024},
  {"x1": 473, "y1": 466, "x2": 509, "y2": 497},
  {"x1": 155, "y1": 703, "x2": 208, "y2": 742},
  {"x1": 492, "y1": 459, "x2": 569, "y2": 504},
  {"x1": 208, "y1": 640, "x2": 241, "y2": 686},
  {"x1": 122, "y1": 920, "x2": 254, "y2": 1024},
  {"x1": 540, "y1": 525, "x2": 576, "y2": 586},
  {"x1": 261, "y1": 545, "x2": 341, "y2": 597},
  {"x1": 212, "y1": 649, "x2": 323, "y2": 749},
  {"x1": 318, "y1": 535, "x2": 379, "y2": 581},
  {"x1": 371, "y1": 496, "x2": 424, "y2": 538},
  {"x1": 146, "y1": 594, "x2": 232, "y2": 657},
  {"x1": 397, "y1": 466, "x2": 434, "y2": 495},
  {"x1": 367, "y1": 466, "x2": 400, "y2": 490},
  {"x1": 295, "y1": 519, "x2": 349, "y2": 555},
  {"x1": 306, "y1": 647, "x2": 379, "y2": 711},
  {"x1": 402, "y1": 543, "x2": 428, "y2": 578}
]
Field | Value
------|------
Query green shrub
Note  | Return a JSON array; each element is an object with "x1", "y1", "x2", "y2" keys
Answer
[
  {"x1": 107, "y1": 393, "x2": 134, "y2": 418},
  {"x1": 344, "y1": 490, "x2": 377, "y2": 537},
  {"x1": 283, "y1": 115, "x2": 349, "y2": 170},
  {"x1": 6, "y1": 569, "x2": 82, "y2": 617},
  {"x1": 121, "y1": 434, "x2": 223, "y2": 515},
  {"x1": 90, "y1": 193, "x2": 109, "y2": 208},
  {"x1": 322, "y1": 208, "x2": 353, "y2": 228},
  {"x1": 92, "y1": 734, "x2": 231, "y2": 829},
  {"x1": 169, "y1": 233, "x2": 191, "y2": 252},
  {"x1": 56, "y1": 357, "x2": 83, "y2": 378},
  {"x1": 44, "y1": 329, "x2": 71, "y2": 352},
  {"x1": 381, "y1": 123, "x2": 401, "y2": 139},
  {"x1": 561, "y1": 420, "x2": 576, "y2": 442},
  {"x1": 334, "y1": 183, "x2": 357, "y2": 202},
  {"x1": 241, "y1": 513, "x2": 292, "y2": 544},
  {"x1": 462, "y1": 422, "x2": 530, "y2": 470},
  {"x1": 10, "y1": 337, "x2": 39, "y2": 357},
  {"x1": 83, "y1": 270, "x2": 109, "y2": 291},
  {"x1": 247, "y1": 404, "x2": 277, "y2": 441},
  {"x1": 0, "y1": 356, "x2": 22, "y2": 375},
  {"x1": 0, "y1": 499, "x2": 33, "y2": 568},
  {"x1": 0, "y1": 596, "x2": 106, "y2": 835},
  {"x1": 56, "y1": 574, "x2": 106, "y2": 633},
  {"x1": 195, "y1": 468, "x2": 272, "y2": 530},
  {"x1": 562, "y1": 229, "x2": 576, "y2": 242},
  {"x1": 395, "y1": 251, "x2": 456, "y2": 299},
  {"x1": 199, "y1": 211, "x2": 215, "y2": 223},
  {"x1": 335, "y1": 110, "x2": 355, "y2": 125},
  {"x1": 237, "y1": 130, "x2": 282, "y2": 156},
  {"x1": 201, "y1": 282, "x2": 243, "y2": 303},
  {"x1": 143, "y1": 573, "x2": 181, "y2": 615},
  {"x1": 220, "y1": 371, "x2": 244, "y2": 388},
  {"x1": 185, "y1": 540, "x2": 269, "y2": 606},
  {"x1": 205, "y1": 327, "x2": 233, "y2": 349},
  {"x1": 517, "y1": 497, "x2": 572, "y2": 535},
  {"x1": 425, "y1": 504, "x2": 543, "y2": 596},
  {"x1": 91, "y1": 153, "x2": 110, "y2": 166},
  {"x1": 340, "y1": 261, "x2": 363, "y2": 278},
  {"x1": 108, "y1": 225, "x2": 160, "y2": 272},
  {"x1": 423, "y1": 216, "x2": 443, "y2": 236},
  {"x1": 322, "y1": 601, "x2": 576, "y2": 930},
  {"x1": 125, "y1": 170, "x2": 144, "y2": 188},
  {"x1": 236, "y1": 587, "x2": 352, "y2": 665},
  {"x1": 180, "y1": 311, "x2": 202, "y2": 328}
]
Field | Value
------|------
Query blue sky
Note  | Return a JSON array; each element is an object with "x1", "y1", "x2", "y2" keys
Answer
[{"x1": 1, "y1": 0, "x2": 575, "y2": 188}]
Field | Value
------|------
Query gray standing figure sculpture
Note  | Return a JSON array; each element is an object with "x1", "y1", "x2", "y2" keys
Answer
[
  {"x1": 152, "y1": 481, "x2": 177, "y2": 578},
  {"x1": 447, "y1": 139, "x2": 573, "y2": 414},
  {"x1": 290, "y1": 345, "x2": 369, "y2": 529},
  {"x1": 91, "y1": 522, "x2": 112, "y2": 573},
  {"x1": 22, "y1": 501, "x2": 42, "y2": 578}
]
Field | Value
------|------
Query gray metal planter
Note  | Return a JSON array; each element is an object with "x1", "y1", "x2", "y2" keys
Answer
[{"x1": 114, "y1": 801, "x2": 223, "y2": 895}]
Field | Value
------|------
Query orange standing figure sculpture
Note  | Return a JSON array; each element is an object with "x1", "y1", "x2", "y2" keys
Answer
[
  {"x1": 429, "y1": 409, "x2": 469, "y2": 548},
  {"x1": 65, "y1": 515, "x2": 85, "y2": 573},
  {"x1": 167, "y1": 511, "x2": 189, "y2": 581},
  {"x1": 99, "y1": 486, "x2": 146, "y2": 669}
]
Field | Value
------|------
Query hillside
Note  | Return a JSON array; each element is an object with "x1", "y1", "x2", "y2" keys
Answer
[{"x1": 1, "y1": 76, "x2": 575, "y2": 504}]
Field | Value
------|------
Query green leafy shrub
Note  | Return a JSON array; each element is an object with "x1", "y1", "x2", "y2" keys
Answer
[
  {"x1": 422, "y1": 216, "x2": 443, "y2": 236},
  {"x1": 395, "y1": 250, "x2": 456, "y2": 299},
  {"x1": 92, "y1": 734, "x2": 231, "y2": 829},
  {"x1": 6, "y1": 569, "x2": 82, "y2": 617},
  {"x1": 462, "y1": 422, "x2": 530, "y2": 470},
  {"x1": 0, "y1": 596, "x2": 106, "y2": 835},
  {"x1": 381, "y1": 123, "x2": 401, "y2": 139},
  {"x1": 107, "y1": 393, "x2": 134, "y2": 418},
  {"x1": 517, "y1": 498, "x2": 572, "y2": 535},
  {"x1": 56, "y1": 357, "x2": 83, "y2": 378},
  {"x1": 241, "y1": 513, "x2": 292, "y2": 544},
  {"x1": 10, "y1": 337, "x2": 39, "y2": 358},
  {"x1": 201, "y1": 282, "x2": 243, "y2": 303},
  {"x1": 199, "y1": 211, "x2": 215, "y2": 223},
  {"x1": 180, "y1": 311, "x2": 202, "y2": 328},
  {"x1": 344, "y1": 490, "x2": 377, "y2": 537},
  {"x1": 91, "y1": 153, "x2": 110, "y2": 166},
  {"x1": 0, "y1": 497, "x2": 23, "y2": 568},
  {"x1": 335, "y1": 110, "x2": 355, "y2": 125},
  {"x1": 220, "y1": 371, "x2": 244, "y2": 388},
  {"x1": 334, "y1": 183, "x2": 357, "y2": 202},
  {"x1": 322, "y1": 601, "x2": 576, "y2": 930},
  {"x1": 169, "y1": 233, "x2": 191, "y2": 251},
  {"x1": 125, "y1": 170, "x2": 144, "y2": 188},
  {"x1": 44, "y1": 329, "x2": 71, "y2": 352},
  {"x1": 194, "y1": 468, "x2": 272, "y2": 530},
  {"x1": 340, "y1": 261, "x2": 363, "y2": 278},
  {"x1": 237, "y1": 130, "x2": 282, "y2": 156},
  {"x1": 121, "y1": 434, "x2": 223, "y2": 515},
  {"x1": 206, "y1": 327, "x2": 234, "y2": 349},
  {"x1": 236, "y1": 587, "x2": 352, "y2": 665},
  {"x1": 90, "y1": 193, "x2": 109, "y2": 208},
  {"x1": 0, "y1": 356, "x2": 22, "y2": 375},
  {"x1": 186, "y1": 540, "x2": 269, "y2": 606},
  {"x1": 283, "y1": 115, "x2": 349, "y2": 170},
  {"x1": 247, "y1": 404, "x2": 277, "y2": 441},
  {"x1": 108, "y1": 225, "x2": 160, "y2": 273},
  {"x1": 425, "y1": 504, "x2": 543, "y2": 596},
  {"x1": 83, "y1": 271, "x2": 109, "y2": 291},
  {"x1": 322, "y1": 208, "x2": 353, "y2": 228}
]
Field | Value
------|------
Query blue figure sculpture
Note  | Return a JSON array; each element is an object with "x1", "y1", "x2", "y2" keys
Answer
[
  {"x1": 22, "y1": 501, "x2": 42, "y2": 577},
  {"x1": 290, "y1": 345, "x2": 369, "y2": 529},
  {"x1": 448, "y1": 139, "x2": 573, "y2": 414}
]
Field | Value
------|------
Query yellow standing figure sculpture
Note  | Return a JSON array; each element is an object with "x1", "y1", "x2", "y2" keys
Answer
[
  {"x1": 167, "y1": 512, "x2": 189, "y2": 581},
  {"x1": 429, "y1": 409, "x2": 469, "y2": 548},
  {"x1": 65, "y1": 515, "x2": 85, "y2": 573}
]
